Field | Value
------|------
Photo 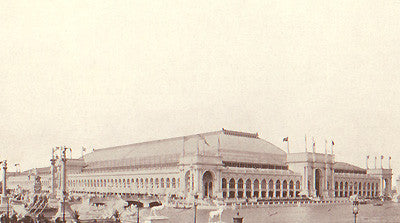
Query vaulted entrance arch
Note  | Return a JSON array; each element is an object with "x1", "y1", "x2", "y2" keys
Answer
[
  {"x1": 184, "y1": 170, "x2": 191, "y2": 197},
  {"x1": 315, "y1": 169, "x2": 323, "y2": 197},
  {"x1": 203, "y1": 171, "x2": 214, "y2": 198}
]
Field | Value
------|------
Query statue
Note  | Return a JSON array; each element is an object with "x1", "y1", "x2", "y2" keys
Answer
[
  {"x1": 33, "y1": 175, "x2": 42, "y2": 194},
  {"x1": 209, "y1": 207, "x2": 224, "y2": 223},
  {"x1": 149, "y1": 204, "x2": 165, "y2": 216}
]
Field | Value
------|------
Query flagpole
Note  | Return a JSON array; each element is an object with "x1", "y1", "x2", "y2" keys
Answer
[
  {"x1": 305, "y1": 134, "x2": 307, "y2": 153},
  {"x1": 182, "y1": 137, "x2": 186, "y2": 157},
  {"x1": 217, "y1": 135, "x2": 220, "y2": 156},
  {"x1": 283, "y1": 137, "x2": 289, "y2": 153},
  {"x1": 312, "y1": 137, "x2": 315, "y2": 153}
]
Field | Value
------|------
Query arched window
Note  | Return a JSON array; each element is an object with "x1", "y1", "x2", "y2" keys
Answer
[
  {"x1": 245, "y1": 179, "x2": 252, "y2": 198},
  {"x1": 253, "y1": 179, "x2": 259, "y2": 198},
  {"x1": 161, "y1": 178, "x2": 165, "y2": 188},
  {"x1": 222, "y1": 178, "x2": 227, "y2": 198},
  {"x1": 261, "y1": 179, "x2": 267, "y2": 198},
  {"x1": 295, "y1": 180, "x2": 301, "y2": 197},
  {"x1": 275, "y1": 180, "x2": 281, "y2": 197},
  {"x1": 339, "y1": 182, "x2": 343, "y2": 197},
  {"x1": 237, "y1": 179, "x2": 244, "y2": 198},
  {"x1": 282, "y1": 180, "x2": 288, "y2": 197},
  {"x1": 229, "y1": 178, "x2": 236, "y2": 198},
  {"x1": 268, "y1": 180, "x2": 274, "y2": 198},
  {"x1": 166, "y1": 178, "x2": 170, "y2": 188},
  {"x1": 289, "y1": 180, "x2": 294, "y2": 197},
  {"x1": 172, "y1": 178, "x2": 176, "y2": 188},
  {"x1": 222, "y1": 178, "x2": 227, "y2": 189}
]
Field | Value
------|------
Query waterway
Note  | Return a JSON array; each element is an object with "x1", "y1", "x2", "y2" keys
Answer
[{"x1": 152, "y1": 202, "x2": 400, "y2": 223}]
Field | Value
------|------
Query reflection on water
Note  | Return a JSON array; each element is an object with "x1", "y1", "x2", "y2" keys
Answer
[{"x1": 157, "y1": 202, "x2": 400, "y2": 223}]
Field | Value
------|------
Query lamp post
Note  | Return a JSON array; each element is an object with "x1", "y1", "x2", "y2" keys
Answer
[
  {"x1": 193, "y1": 194, "x2": 199, "y2": 223},
  {"x1": 352, "y1": 200, "x2": 359, "y2": 223},
  {"x1": 137, "y1": 205, "x2": 140, "y2": 223},
  {"x1": 53, "y1": 146, "x2": 71, "y2": 223}
]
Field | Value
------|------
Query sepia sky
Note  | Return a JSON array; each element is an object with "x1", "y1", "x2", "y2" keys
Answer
[{"x1": 1, "y1": 1, "x2": 400, "y2": 183}]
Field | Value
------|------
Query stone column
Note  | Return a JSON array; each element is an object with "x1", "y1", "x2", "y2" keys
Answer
[
  {"x1": 331, "y1": 168, "x2": 335, "y2": 197},
  {"x1": 193, "y1": 169, "x2": 200, "y2": 197},
  {"x1": 236, "y1": 181, "x2": 240, "y2": 198},
  {"x1": 272, "y1": 180, "x2": 276, "y2": 198},
  {"x1": 311, "y1": 167, "x2": 316, "y2": 197},
  {"x1": 302, "y1": 166, "x2": 309, "y2": 196},
  {"x1": 0, "y1": 160, "x2": 9, "y2": 212},
  {"x1": 215, "y1": 171, "x2": 222, "y2": 199},
  {"x1": 1, "y1": 161, "x2": 6, "y2": 197},
  {"x1": 50, "y1": 158, "x2": 56, "y2": 197},
  {"x1": 251, "y1": 180, "x2": 255, "y2": 198}
]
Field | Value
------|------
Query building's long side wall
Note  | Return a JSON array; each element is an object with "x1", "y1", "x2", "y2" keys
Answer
[
  {"x1": 334, "y1": 173, "x2": 380, "y2": 198},
  {"x1": 66, "y1": 167, "x2": 183, "y2": 197},
  {"x1": 220, "y1": 168, "x2": 302, "y2": 199}
]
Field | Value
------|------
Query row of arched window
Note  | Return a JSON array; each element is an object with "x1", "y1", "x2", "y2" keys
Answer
[
  {"x1": 334, "y1": 181, "x2": 379, "y2": 197},
  {"x1": 67, "y1": 177, "x2": 180, "y2": 190},
  {"x1": 221, "y1": 178, "x2": 301, "y2": 199}
]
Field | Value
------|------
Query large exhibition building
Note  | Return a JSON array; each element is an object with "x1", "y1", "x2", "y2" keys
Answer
[{"x1": 5, "y1": 129, "x2": 393, "y2": 200}]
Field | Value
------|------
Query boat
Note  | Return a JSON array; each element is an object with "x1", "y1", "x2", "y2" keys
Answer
[
  {"x1": 173, "y1": 205, "x2": 191, "y2": 210},
  {"x1": 144, "y1": 215, "x2": 170, "y2": 223}
]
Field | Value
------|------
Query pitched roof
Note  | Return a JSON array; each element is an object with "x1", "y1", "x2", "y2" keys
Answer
[
  {"x1": 334, "y1": 162, "x2": 365, "y2": 172},
  {"x1": 83, "y1": 129, "x2": 286, "y2": 166}
]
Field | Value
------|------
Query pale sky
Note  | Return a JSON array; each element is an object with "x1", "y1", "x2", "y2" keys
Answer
[{"x1": 1, "y1": 1, "x2": 400, "y2": 183}]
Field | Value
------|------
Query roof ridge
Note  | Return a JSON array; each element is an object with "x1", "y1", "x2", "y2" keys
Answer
[{"x1": 222, "y1": 128, "x2": 259, "y2": 138}]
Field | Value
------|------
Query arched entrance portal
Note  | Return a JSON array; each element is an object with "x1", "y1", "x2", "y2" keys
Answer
[
  {"x1": 203, "y1": 171, "x2": 214, "y2": 198},
  {"x1": 315, "y1": 169, "x2": 323, "y2": 197},
  {"x1": 184, "y1": 171, "x2": 191, "y2": 197}
]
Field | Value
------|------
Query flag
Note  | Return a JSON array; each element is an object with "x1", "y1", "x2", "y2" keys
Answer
[
  {"x1": 283, "y1": 137, "x2": 288, "y2": 142},
  {"x1": 367, "y1": 155, "x2": 369, "y2": 159},
  {"x1": 381, "y1": 155, "x2": 384, "y2": 159},
  {"x1": 331, "y1": 140, "x2": 335, "y2": 146}
]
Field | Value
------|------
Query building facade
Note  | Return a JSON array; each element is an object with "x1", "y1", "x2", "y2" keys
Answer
[{"x1": 5, "y1": 129, "x2": 393, "y2": 200}]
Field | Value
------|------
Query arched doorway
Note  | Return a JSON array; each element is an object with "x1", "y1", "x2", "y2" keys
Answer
[
  {"x1": 315, "y1": 169, "x2": 323, "y2": 197},
  {"x1": 203, "y1": 171, "x2": 214, "y2": 198},
  {"x1": 184, "y1": 171, "x2": 191, "y2": 197}
]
